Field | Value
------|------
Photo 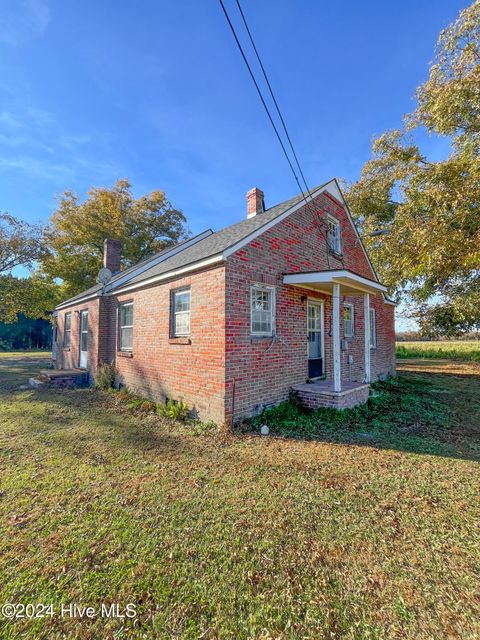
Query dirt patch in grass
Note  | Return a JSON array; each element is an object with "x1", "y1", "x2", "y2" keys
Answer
[{"x1": 0, "y1": 354, "x2": 479, "y2": 639}]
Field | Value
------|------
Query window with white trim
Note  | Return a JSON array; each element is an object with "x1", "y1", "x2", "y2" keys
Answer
[
  {"x1": 327, "y1": 216, "x2": 342, "y2": 254},
  {"x1": 171, "y1": 288, "x2": 191, "y2": 337},
  {"x1": 118, "y1": 302, "x2": 133, "y2": 351},
  {"x1": 369, "y1": 308, "x2": 376, "y2": 349},
  {"x1": 63, "y1": 312, "x2": 71, "y2": 348},
  {"x1": 251, "y1": 285, "x2": 275, "y2": 335},
  {"x1": 344, "y1": 303, "x2": 354, "y2": 338}
]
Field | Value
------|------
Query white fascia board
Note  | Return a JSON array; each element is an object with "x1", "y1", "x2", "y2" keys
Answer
[
  {"x1": 54, "y1": 230, "x2": 213, "y2": 310},
  {"x1": 111, "y1": 254, "x2": 223, "y2": 295},
  {"x1": 283, "y1": 270, "x2": 387, "y2": 293},
  {"x1": 55, "y1": 292, "x2": 100, "y2": 311},
  {"x1": 104, "y1": 229, "x2": 213, "y2": 293},
  {"x1": 223, "y1": 180, "x2": 336, "y2": 259}
]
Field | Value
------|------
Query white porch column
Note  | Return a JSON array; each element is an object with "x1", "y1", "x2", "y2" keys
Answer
[
  {"x1": 364, "y1": 293, "x2": 371, "y2": 383},
  {"x1": 332, "y1": 283, "x2": 341, "y2": 392}
]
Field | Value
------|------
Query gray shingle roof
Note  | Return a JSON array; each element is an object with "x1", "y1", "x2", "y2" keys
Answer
[{"x1": 56, "y1": 182, "x2": 329, "y2": 307}]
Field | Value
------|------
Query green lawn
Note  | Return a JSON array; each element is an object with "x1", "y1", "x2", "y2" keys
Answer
[
  {"x1": 0, "y1": 355, "x2": 479, "y2": 639},
  {"x1": 396, "y1": 340, "x2": 480, "y2": 362}
]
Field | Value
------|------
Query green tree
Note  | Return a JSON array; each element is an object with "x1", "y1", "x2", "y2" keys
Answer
[
  {"x1": 41, "y1": 179, "x2": 189, "y2": 297},
  {"x1": 0, "y1": 212, "x2": 61, "y2": 323},
  {"x1": 346, "y1": 1, "x2": 480, "y2": 334},
  {"x1": 0, "y1": 212, "x2": 44, "y2": 273},
  {"x1": 0, "y1": 275, "x2": 63, "y2": 323}
]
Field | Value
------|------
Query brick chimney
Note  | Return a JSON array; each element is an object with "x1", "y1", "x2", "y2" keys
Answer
[
  {"x1": 103, "y1": 238, "x2": 121, "y2": 273},
  {"x1": 247, "y1": 187, "x2": 265, "y2": 218}
]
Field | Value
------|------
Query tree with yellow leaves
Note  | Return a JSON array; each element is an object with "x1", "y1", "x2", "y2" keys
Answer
[
  {"x1": 347, "y1": 1, "x2": 480, "y2": 335},
  {"x1": 41, "y1": 179, "x2": 189, "y2": 298}
]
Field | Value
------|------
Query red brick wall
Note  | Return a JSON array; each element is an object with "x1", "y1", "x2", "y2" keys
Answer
[
  {"x1": 111, "y1": 266, "x2": 226, "y2": 424},
  {"x1": 225, "y1": 191, "x2": 396, "y2": 423},
  {"x1": 55, "y1": 299, "x2": 100, "y2": 374}
]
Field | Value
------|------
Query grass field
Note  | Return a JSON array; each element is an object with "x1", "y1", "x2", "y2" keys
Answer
[
  {"x1": 396, "y1": 340, "x2": 480, "y2": 362},
  {"x1": 0, "y1": 350, "x2": 50, "y2": 359},
  {"x1": 0, "y1": 354, "x2": 479, "y2": 639}
]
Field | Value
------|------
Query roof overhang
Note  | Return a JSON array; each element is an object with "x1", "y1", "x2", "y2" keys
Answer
[{"x1": 283, "y1": 269, "x2": 388, "y2": 296}]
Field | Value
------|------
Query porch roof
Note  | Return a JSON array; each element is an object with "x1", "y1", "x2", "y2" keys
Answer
[{"x1": 283, "y1": 269, "x2": 388, "y2": 296}]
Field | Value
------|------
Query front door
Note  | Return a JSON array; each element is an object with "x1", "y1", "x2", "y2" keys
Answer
[
  {"x1": 307, "y1": 301, "x2": 323, "y2": 378},
  {"x1": 79, "y1": 310, "x2": 88, "y2": 369}
]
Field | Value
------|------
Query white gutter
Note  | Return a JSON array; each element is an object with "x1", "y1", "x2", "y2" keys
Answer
[
  {"x1": 112, "y1": 254, "x2": 224, "y2": 295},
  {"x1": 55, "y1": 292, "x2": 100, "y2": 311}
]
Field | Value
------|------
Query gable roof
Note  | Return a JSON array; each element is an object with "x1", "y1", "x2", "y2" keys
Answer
[{"x1": 55, "y1": 178, "x2": 394, "y2": 309}]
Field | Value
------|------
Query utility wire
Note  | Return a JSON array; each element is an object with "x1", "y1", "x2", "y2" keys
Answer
[
  {"x1": 218, "y1": 0, "x2": 337, "y2": 267},
  {"x1": 218, "y1": 0, "x2": 305, "y2": 199},
  {"x1": 234, "y1": 0, "x2": 312, "y2": 199}
]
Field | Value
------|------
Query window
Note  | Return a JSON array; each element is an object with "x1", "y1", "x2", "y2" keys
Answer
[
  {"x1": 171, "y1": 288, "x2": 191, "y2": 337},
  {"x1": 251, "y1": 285, "x2": 275, "y2": 335},
  {"x1": 327, "y1": 216, "x2": 342, "y2": 254},
  {"x1": 369, "y1": 308, "x2": 376, "y2": 349},
  {"x1": 118, "y1": 302, "x2": 133, "y2": 351},
  {"x1": 344, "y1": 303, "x2": 354, "y2": 337},
  {"x1": 63, "y1": 312, "x2": 71, "y2": 348}
]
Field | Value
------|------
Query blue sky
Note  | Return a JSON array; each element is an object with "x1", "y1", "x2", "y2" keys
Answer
[{"x1": 0, "y1": 0, "x2": 467, "y2": 328}]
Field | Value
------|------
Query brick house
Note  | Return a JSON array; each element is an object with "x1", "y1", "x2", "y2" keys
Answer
[{"x1": 53, "y1": 179, "x2": 396, "y2": 424}]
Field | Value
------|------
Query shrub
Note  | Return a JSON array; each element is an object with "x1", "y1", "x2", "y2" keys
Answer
[
  {"x1": 157, "y1": 399, "x2": 190, "y2": 421},
  {"x1": 126, "y1": 397, "x2": 156, "y2": 413},
  {"x1": 191, "y1": 419, "x2": 217, "y2": 436},
  {"x1": 95, "y1": 363, "x2": 116, "y2": 390}
]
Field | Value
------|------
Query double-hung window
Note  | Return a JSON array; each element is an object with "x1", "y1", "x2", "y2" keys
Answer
[
  {"x1": 327, "y1": 216, "x2": 342, "y2": 254},
  {"x1": 251, "y1": 285, "x2": 275, "y2": 336},
  {"x1": 63, "y1": 312, "x2": 72, "y2": 348},
  {"x1": 171, "y1": 288, "x2": 191, "y2": 337},
  {"x1": 344, "y1": 303, "x2": 354, "y2": 338},
  {"x1": 118, "y1": 302, "x2": 133, "y2": 351},
  {"x1": 369, "y1": 308, "x2": 376, "y2": 349}
]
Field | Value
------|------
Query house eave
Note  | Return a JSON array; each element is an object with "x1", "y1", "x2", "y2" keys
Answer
[{"x1": 283, "y1": 269, "x2": 388, "y2": 296}]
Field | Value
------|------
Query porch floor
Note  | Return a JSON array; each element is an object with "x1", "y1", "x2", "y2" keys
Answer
[{"x1": 292, "y1": 379, "x2": 370, "y2": 410}]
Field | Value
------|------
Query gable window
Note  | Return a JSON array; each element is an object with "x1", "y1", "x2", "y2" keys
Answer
[
  {"x1": 327, "y1": 216, "x2": 342, "y2": 254},
  {"x1": 344, "y1": 303, "x2": 354, "y2": 338},
  {"x1": 171, "y1": 288, "x2": 191, "y2": 337},
  {"x1": 369, "y1": 308, "x2": 376, "y2": 349},
  {"x1": 63, "y1": 312, "x2": 72, "y2": 348},
  {"x1": 251, "y1": 285, "x2": 275, "y2": 336},
  {"x1": 118, "y1": 302, "x2": 133, "y2": 351}
]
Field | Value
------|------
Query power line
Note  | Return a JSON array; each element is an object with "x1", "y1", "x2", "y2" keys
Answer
[
  {"x1": 234, "y1": 0, "x2": 312, "y2": 198},
  {"x1": 218, "y1": 0, "x2": 338, "y2": 267},
  {"x1": 217, "y1": 0, "x2": 305, "y2": 199}
]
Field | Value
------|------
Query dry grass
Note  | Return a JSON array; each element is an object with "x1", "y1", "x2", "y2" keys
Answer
[{"x1": 0, "y1": 354, "x2": 479, "y2": 639}]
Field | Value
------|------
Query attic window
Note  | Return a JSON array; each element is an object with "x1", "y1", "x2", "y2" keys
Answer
[{"x1": 327, "y1": 216, "x2": 342, "y2": 254}]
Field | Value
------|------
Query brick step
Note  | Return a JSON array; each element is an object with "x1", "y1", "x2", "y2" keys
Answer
[{"x1": 29, "y1": 369, "x2": 90, "y2": 390}]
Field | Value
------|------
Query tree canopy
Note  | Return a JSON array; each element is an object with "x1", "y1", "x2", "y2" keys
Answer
[
  {"x1": 0, "y1": 212, "x2": 60, "y2": 323},
  {"x1": 346, "y1": 1, "x2": 480, "y2": 335},
  {"x1": 0, "y1": 212, "x2": 44, "y2": 273},
  {"x1": 41, "y1": 179, "x2": 189, "y2": 298}
]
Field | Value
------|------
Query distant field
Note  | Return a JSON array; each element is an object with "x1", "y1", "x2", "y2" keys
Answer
[
  {"x1": 0, "y1": 350, "x2": 50, "y2": 360},
  {"x1": 396, "y1": 341, "x2": 480, "y2": 362}
]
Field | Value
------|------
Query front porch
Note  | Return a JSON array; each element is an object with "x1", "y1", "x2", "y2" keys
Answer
[
  {"x1": 292, "y1": 379, "x2": 370, "y2": 410},
  {"x1": 284, "y1": 268, "x2": 387, "y2": 409}
]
